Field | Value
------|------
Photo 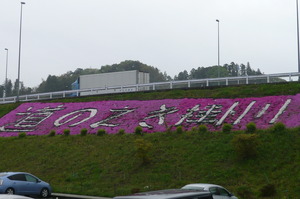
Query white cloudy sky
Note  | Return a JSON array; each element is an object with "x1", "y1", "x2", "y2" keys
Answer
[{"x1": 0, "y1": 0, "x2": 298, "y2": 87}]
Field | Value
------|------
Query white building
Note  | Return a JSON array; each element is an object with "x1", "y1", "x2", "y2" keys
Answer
[{"x1": 73, "y1": 70, "x2": 150, "y2": 96}]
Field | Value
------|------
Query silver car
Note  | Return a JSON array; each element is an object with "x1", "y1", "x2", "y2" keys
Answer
[
  {"x1": 114, "y1": 189, "x2": 213, "y2": 199},
  {"x1": 181, "y1": 184, "x2": 238, "y2": 199},
  {"x1": 0, "y1": 195, "x2": 33, "y2": 199}
]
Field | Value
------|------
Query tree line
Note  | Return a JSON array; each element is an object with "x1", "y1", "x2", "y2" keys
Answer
[
  {"x1": 174, "y1": 62, "x2": 261, "y2": 80},
  {"x1": 0, "y1": 60, "x2": 262, "y2": 98}
]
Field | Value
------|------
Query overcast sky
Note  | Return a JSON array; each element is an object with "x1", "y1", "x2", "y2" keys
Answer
[{"x1": 0, "y1": 0, "x2": 298, "y2": 87}]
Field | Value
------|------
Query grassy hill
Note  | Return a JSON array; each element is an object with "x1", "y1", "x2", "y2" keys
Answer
[{"x1": 0, "y1": 82, "x2": 300, "y2": 199}]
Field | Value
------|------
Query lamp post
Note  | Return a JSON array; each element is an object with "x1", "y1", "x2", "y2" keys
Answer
[
  {"x1": 297, "y1": 0, "x2": 300, "y2": 76},
  {"x1": 16, "y1": 2, "x2": 25, "y2": 102},
  {"x1": 4, "y1": 48, "x2": 8, "y2": 98},
  {"x1": 216, "y1": 19, "x2": 220, "y2": 78}
]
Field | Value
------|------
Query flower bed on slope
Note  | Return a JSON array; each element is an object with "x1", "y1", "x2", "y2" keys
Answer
[{"x1": 0, "y1": 94, "x2": 299, "y2": 137}]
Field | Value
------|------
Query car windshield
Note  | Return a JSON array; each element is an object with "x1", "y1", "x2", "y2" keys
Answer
[{"x1": 182, "y1": 186, "x2": 205, "y2": 191}]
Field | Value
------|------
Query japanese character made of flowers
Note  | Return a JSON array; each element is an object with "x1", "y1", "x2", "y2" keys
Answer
[{"x1": 0, "y1": 94, "x2": 299, "y2": 137}]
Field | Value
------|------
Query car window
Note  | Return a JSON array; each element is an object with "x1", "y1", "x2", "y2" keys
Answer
[
  {"x1": 218, "y1": 188, "x2": 230, "y2": 196},
  {"x1": 182, "y1": 186, "x2": 205, "y2": 191},
  {"x1": 25, "y1": 174, "x2": 38, "y2": 183},
  {"x1": 8, "y1": 174, "x2": 26, "y2": 181},
  {"x1": 181, "y1": 196, "x2": 212, "y2": 199},
  {"x1": 208, "y1": 187, "x2": 219, "y2": 195}
]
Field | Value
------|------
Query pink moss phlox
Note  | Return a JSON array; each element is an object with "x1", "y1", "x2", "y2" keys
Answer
[{"x1": 0, "y1": 94, "x2": 300, "y2": 137}]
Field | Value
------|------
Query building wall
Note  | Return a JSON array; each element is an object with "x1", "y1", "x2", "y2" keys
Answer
[{"x1": 79, "y1": 70, "x2": 150, "y2": 96}]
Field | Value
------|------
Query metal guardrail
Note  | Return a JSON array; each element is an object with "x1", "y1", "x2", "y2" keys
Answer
[
  {"x1": 0, "y1": 72, "x2": 299, "y2": 104},
  {"x1": 51, "y1": 192, "x2": 111, "y2": 199}
]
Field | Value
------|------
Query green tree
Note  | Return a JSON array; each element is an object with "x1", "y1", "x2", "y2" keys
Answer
[
  {"x1": 240, "y1": 64, "x2": 246, "y2": 76},
  {"x1": 0, "y1": 85, "x2": 3, "y2": 98},
  {"x1": 174, "y1": 70, "x2": 189, "y2": 80},
  {"x1": 5, "y1": 79, "x2": 13, "y2": 97}
]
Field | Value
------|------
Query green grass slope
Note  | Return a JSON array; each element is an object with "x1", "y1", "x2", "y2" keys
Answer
[{"x1": 0, "y1": 82, "x2": 300, "y2": 199}]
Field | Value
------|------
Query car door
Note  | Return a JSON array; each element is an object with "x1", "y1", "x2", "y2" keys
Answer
[
  {"x1": 7, "y1": 174, "x2": 27, "y2": 194},
  {"x1": 23, "y1": 174, "x2": 40, "y2": 195}
]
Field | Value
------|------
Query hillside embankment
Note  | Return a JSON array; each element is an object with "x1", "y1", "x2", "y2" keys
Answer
[{"x1": 0, "y1": 82, "x2": 300, "y2": 199}]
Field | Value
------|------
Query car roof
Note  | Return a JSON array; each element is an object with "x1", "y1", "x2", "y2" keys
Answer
[
  {"x1": 182, "y1": 183, "x2": 223, "y2": 189},
  {"x1": 0, "y1": 172, "x2": 31, "y2": 176},
  {"x1": 114, "y1": 189, "x2": 212, "y2": 199},
  {"x1": 0, "y1": 172, "x2": 38, "y2": 179}
]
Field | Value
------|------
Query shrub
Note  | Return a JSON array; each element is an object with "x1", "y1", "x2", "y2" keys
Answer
[
  {"x1": 246, "y1": 122, "x2": 257, "y2": 133},
  {"x1": 134, "y1": 126, "x2": 143, "y2": 135},
  {"x1": 236, "y1": 185, "x2": 255, "y2": 199},
  {"x1": 198, "y1": 124, "x2": 208, "y2": 134},
  {"x1": 176, "y1": 126, "x2": 184, "y2": 134},
  {"x1": 80, "y1": 128, "x2": 88, "y2": 136},
  {"x1": 191, "y1": 126, "x2": 198, "y2": 132},
  {"x1": 131, "y1": 188, "x2": 140, "y2": 194},
  {"x1": 259, "y1": 183, "x2": 276, "y2": 197},
  {"x1": 271, "y1": 122, "x2": 286, "y2": 133},
  {"x1": 166, "y1": 126, "x2": 172, "y2": 135},
  {"x1": 222, "y1": 123, "x2": 232, "y2": 133},
  {"x1": 118, "y1": 129, "x2": 125, "y2": 135},
  {"x1": 18, "y1": 132, "x2": 26, "y2": 138},
  {"x1": 97, "y1": 129, "x2": 106, "y2": 136},
  {"x1": 63, "y1": 129, "x2": 70, "y2": 136},
  {"x1": 48, "y1": 130, "x2": 56, "y2": 137},
  {"x1": 135, "y1": 139, "x2": 153, "y2": 165},
  {"x1": 232, "y1": 134, "x2": 260, "y2": 159}
]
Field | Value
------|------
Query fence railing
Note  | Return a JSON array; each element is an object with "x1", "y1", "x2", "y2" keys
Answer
[{"x1": 1, "y1": 72, "x2": 299, "y2": 104}]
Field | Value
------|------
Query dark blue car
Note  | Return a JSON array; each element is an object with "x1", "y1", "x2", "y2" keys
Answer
[{"x1": 0, "y1": 172, "x2": 52, "y2": 198}]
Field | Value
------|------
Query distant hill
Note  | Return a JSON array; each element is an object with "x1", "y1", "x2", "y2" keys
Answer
[{"x1": 36, "y1": 60, "x2": 169, "y2": 93}]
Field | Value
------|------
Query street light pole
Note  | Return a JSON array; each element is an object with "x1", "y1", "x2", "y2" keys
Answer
[
  {"x1": 297, "y1": 0, "x2": 300, "y2": 75},
  {"x1": 216, "y1": 19, "x2": 220, "y2": 78},
  {"x1": 4, "y1": 48, "x2": 8, "y2": 98},
  {"x1": 17, "y1": 2, "x2": 25, "y2": 102}
]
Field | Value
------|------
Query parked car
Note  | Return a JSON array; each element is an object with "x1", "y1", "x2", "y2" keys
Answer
[
  {"x1": 114, "y1": 189, "x2": 213, "y2": 199},
  {"x1": 0, "y1": 172, "x2": 52, "y2": 198},
  {"x1": 181, "y1": 184, "x2": 238, "y2": 199},
  {"x1": 0, "y1": 195, "x2": 34, "y2": 199}
]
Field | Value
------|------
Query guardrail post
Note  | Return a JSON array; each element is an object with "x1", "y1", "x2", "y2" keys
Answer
[
  {"x1": 206, "y1": 80, "x2": 209, "y2": 87},
  {"x1": 226, "y1": 78, "x2": 228, "y2": 86},
  {"x1": 289, "y1": 74, "x2": 292, "y2": 81},
  {"x1": 170, "y1": 82, "x2": 173, "y2": 89},
  {"x1": 267, "y1": 75, "x2": 270, "y2": 83},
  {"x1": 246, "y1": 76, "x2": 249, "y2": 84},
  {"x1": 153, "y1": 84, "x2": 155, "y2": 90},
  {"x1": 188, "y1": 81, "x2": 191, "y2": 88}
]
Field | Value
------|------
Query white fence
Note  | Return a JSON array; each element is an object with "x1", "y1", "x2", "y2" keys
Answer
[{"x1": 1, "y1": 72, "x2": 299, "y2": 104}]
